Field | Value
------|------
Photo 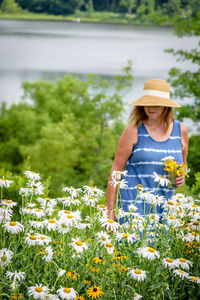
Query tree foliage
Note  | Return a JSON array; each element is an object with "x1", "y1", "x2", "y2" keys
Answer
[
  {"x1": 0, "y1": 64, "x2": 133, "y2": 195},
  {"x1": 166, "y1": 4, "x2": 200, "y2": 187}
]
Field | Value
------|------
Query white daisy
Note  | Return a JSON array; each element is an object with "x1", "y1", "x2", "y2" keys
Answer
[
  {"x1": 57, "y1": 219, "x2": 70, "y2": 234},
  {"x1": 58, "y1": 269, "x2": 66, "y2": 278},
  {"x1": 19, "y1": 187, "x2": 30, "y2": 197},
  {"x1": 62, "y1": 186, "x2": 82, "y2": 198},
  {"x1": 31, "y1": 208, "x2": 46, "y2": 218},
  {"x1": 128, "y1": 204, "x2": 138, "y2": 213},
  {"x1": 81, "y1": 195, "x2": 98, "y2": 207},
  {"x1": 28, "y1": 284, "x2": 49, "y2": 299},
  {"x1": 36, "y1": 234, "x2": 52, "y2": 246},
  {"x1": 25, "y1": 234, "x2": 39, "y2": 246},
  {"x1": 175, "y1": 258, "x2": 193, "y2": 270},
  {"x1": 188, "y1": 276, "x2": 200, "y2": 284},
  {"x1": 115, "y1": 232, "x2": 136, "y2": 243},
  {"x1": 57, "y1": 287, "x2": 77, "y2": 300},
  {"x1": 4, "y1": 221, "x2": 24, "y2": 234},
  {"x1": 167, "y1": 216, "x2": 182, "y2": 227},
  {"x1": 76, "y1": 222, "x2": 91, "y2": 230},
  {"x1": 104, "y1": 242, "x2": 115, "y2": 254},
  {"x1": 24, "y1": 171, "x2": 41, "y2": 181},
  {"x1": 44, "y1": 219, "x2": 58, "y2": 231},
  {"x1": 29, "y1": 220, "x2": 44, "y2": 229},
  {"x1": 109, "y1": 177, "x2": 128, "y2": 189},
  {"x1": 153, "y1": 172, "x2": 170, "y2": 186},
  {"x1": 83, "y1": 185, "x2": 104, "y2": 197},
  {"x1": 37, "y1": 197, "x2": 57, "y2": 209},
  {"x1": 28, "y1": 181, "x2": 44, "y2": 195},
  {"x1": 0, "y1": 248, "x2": 14, "y2": 266},
  {"x1": 42, "y1": 246, "x2": 54, "y2": 262},
  {"x1": 70, "y1": 238, "x2": 88, "y2": 254},
  {"x1": 0, "y1": 206, "x2": 12, "y2": 223},
  {"x1": 100, "y1": 217, "x2": 119, "y2": 232},
  {"x1": 6, "y1": 270, "x2": 26, "y2": 282},
  {"x1": 63, "y1": 197, "x2": 81, "y2": 207},
  {"x1": 133, "y1": 293, "x2": 143, "y2": 300},
  {"x1": 96, "y1": 231, "x2": 110, "y2": 245},
  {"x1": 2, "y1": 199, "x2": 17, "y2": 208},
  {"x1": 0, "y1": 178, "x2": 13, "y2": 188},
  {"x1": 173, "y1": 269, "x2": 189, "y2": 280},
  {"x1": 111, "y1": 170, "x2": 128, "y2": 180},
  {"x1": 162, "y1": 258, "x2": 179, "y2": 269},
  {"x1": 128, "y1": 268, "x2": 147, "y2": 281},
  {"x1": 136, "y1": 246, "x2": 160, "y2": 260}
]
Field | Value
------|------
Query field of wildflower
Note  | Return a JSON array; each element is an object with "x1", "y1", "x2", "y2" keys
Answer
[{"x1": 0, "y1": 168, "x2": 200, "y2": 300}]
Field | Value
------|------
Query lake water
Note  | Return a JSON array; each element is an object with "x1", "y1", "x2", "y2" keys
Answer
[{"x1": 0, "y1": 19, "x2": 199, "y2": 130}]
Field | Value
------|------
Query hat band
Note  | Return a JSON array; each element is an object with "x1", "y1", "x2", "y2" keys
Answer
[{"x1": 143, "y1": 89, "x2": 170, "y2": 99}]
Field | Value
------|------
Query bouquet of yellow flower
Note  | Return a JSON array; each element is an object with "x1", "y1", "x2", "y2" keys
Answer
[{"x1": 161, "y1": 156, "x2": 189, "y2": 188}]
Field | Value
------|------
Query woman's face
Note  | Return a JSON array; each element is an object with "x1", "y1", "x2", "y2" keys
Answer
[{"x1": 144, "y1": 106, "x2": 165, "y2": 120}]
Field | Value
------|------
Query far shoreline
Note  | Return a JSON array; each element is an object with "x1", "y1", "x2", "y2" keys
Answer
[{"x1": 0, "y1": 12, "x2": 174, "y2": 28}]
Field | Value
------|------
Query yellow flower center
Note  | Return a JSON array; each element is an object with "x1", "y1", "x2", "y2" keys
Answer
[
  {"x1": 169, "y1": 216, "x2": 176, "y2": 219},
  {"x1": 67, "y1": 215, "x2": 74, "y2": 219},
  {"x1": 35, "y1": 287, "x2": 42, "y2": 293},
  {"x1": 64, "y1": 210, "x2": 71, "y2": 214},
  {"x1": 1, "y1": 179, "x2": 6, "y2": 181},
  {"x1": 30, "y1": 235, "x2": 37, "y2": 240},
  {"x1": 179, "y1": 258, "x2": 186, "y2": 263},
  {"x1": 70, "y1": 198, "x2": 74, "y2": 201},
  {"x1": 166, "y1": 258, "x2": 173, "y2": 263},
  {"x1": 89, "y1": 196, "x2": 94, "y2": 199},
  {"x1": 178, "y1": 270, "x2": 184, "y2": 274},
  {"x1": 136, "y1": 217, "x2": 141, "y2": 220},
  {"x1": 192, "y1": 232, "x2": 198, "y2": 236},
  {"x1": 107, "y1": 219, "x2": 114, "y2": 223},
  {"x1": 148, "y1": 247, "x2": 155, "y2": 253},
  {"x1": 48, "y1": 219, "x2": 56, "y2": 223},
  {"x1": 6, "y1": 200, "x2": 12, "y2": 203},
  {"x1": 40, "y1": 236, "x2": 45, "y2": 240},
  {"x1": 193, "y1": 221, "x2": 199, "y2": 225},
  {"x1": 123, "y1": 233, "x2": 129, "y2": 238},
  {"x1": 106, "y1": 243, "x2": 113, "y2": 248},
  {"x1": 35, "y1": 209, "x2": 41, "y2": 212},
  {"x1": 134, "y1": 269, "x2": 142, "y2": 274},
  {"x1": 75, "y1": 241, "x2": 83, "y2": 246},
  {"x1": 191, "y1": 277, "x2": 198, "y2": 281},
  {"x1": 99, "y1": 205, "x2": 106, "y2": 208},
  {"x1": 192, "y1": 205, "x2": 197, "y2": 208},
  {"x1": 35, "y1": 221, "x2": 41, "y2": 223},
  {"x1": 10, "y1": 221, "x2": 17, "y2": 226},
  {"x1": 63, "y1": 288, "x2": 71, "y2": 293},
  {"x1": 167, "y1": 201, "x2": 174, "y2": 205}
]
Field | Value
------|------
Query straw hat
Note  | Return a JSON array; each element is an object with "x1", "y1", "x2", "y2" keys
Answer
[{"x1": 129, "y1": 79, "x2": 181, "y2": 107}]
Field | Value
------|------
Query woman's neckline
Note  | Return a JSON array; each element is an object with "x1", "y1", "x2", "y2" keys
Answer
[{"x1": 142, "y1": 121, "x2": 174, "y2": 143}]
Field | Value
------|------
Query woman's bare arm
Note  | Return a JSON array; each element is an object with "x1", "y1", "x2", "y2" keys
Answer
[{"x1": 107, "y1": 124, "x2": 138, "y2": 219}]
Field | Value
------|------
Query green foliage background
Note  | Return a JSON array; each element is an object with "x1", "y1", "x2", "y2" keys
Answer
[{"x1": 0, "y1": 65, "x2": 133, "y2": 196}]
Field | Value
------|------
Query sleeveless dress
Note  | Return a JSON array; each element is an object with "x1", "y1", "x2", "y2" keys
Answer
[{"x1": 119, "y1": 120, "x2": 183, "y2": 218}]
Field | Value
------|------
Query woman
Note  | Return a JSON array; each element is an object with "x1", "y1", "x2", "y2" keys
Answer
[{"x1": 107, "y1": 79, "x2": 189, "y2": 221}]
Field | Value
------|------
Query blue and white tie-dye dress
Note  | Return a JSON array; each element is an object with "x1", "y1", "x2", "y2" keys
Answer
[{"x1": 119, "y1": 120, "x2": 183, "y2": 217}]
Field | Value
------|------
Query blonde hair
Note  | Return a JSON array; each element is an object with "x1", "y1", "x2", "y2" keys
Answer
[{"x1": 129, "y1": 106, "x2": 175, "y2": 131}]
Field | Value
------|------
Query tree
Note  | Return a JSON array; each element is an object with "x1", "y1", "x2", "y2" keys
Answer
[
  {"x1": 0, "y1": 63, "x2": 133, "y2": 195},
  {"x1": 1, "y1": 0, "x2": 22, "y2": 13},
  {"x1": 166, "y1": 5, "x2": 200, "y2": 186},
  {"x1": 119, "y1": 0, "x2": 136, "y2": 14}
]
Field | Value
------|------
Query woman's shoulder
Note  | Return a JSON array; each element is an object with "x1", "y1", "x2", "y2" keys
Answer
[{"x1": 119, "y1": 123, "x2": 138, "y2": 146}]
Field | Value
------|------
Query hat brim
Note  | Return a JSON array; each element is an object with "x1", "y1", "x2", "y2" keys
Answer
[{"x1": 129, "y1": 96, "x2": 181, "y2": 108}]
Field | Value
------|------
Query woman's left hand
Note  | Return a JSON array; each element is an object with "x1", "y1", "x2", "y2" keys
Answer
[{"x1": 176, "y1": 173, "x2": 185, "y2": 187}]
